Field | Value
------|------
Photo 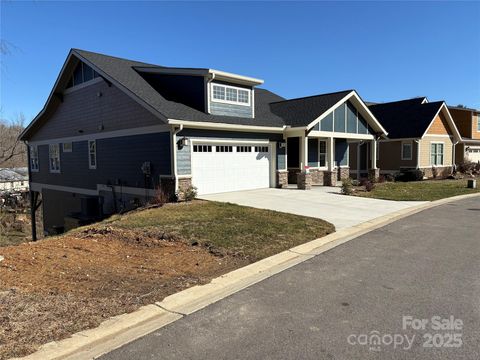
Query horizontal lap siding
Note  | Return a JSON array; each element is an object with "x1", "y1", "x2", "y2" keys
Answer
[
  {"x1": 30, "y1": 80, "x2": 163, "y2": 141},
  {"x1": 378, "y1": 140, "x2": 418, "y2": 170},
  {"x1": 419, "y1": 136, "x2": 453, "y2": 168},
  {"x1": 177, "y1": 129, "x2": 282, "y2": 175},
  {"x1": 31, "y1": 132, "x2": 171, "y2": 189}
]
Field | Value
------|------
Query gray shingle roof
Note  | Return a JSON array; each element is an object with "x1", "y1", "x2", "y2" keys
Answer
[
  {"x1": 368, "y1": 98, "x2": 444, "y2": 139},
  {"x1": 0, "y1": 168, "x2": 28, "y2": 182},
  {"x1": 21, "y1": 49, "x2": 368, "y2": 140},
  {"x1": 270, "y1": 90, "x2": 353, "y2": 127},
  {"x1": 74, "y1": 49, "x2": 287, "y2": 127}
]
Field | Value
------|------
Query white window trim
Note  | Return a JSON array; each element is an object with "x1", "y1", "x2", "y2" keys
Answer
[
  {"x1": 30, "y1": 145, "x2": 39, "y2": 172},
  {"x1": 210, "y1": 83, "x2": 251, "y2": 107},
  {"x1": 88, "y1": 140, "x2": 97, "y2": 169},
  {"x1": 477, "y1": 117, "x2": 480, "y2": 132},
  {"x1": 430, "y1": 141, "x2": 445, "y2": 166},
  {"x1": 49, "y1": 144, "x2": 61, "y2": 173},
  {"x1": 401, "y1": 141, "x2": 413, "y2": 160}
]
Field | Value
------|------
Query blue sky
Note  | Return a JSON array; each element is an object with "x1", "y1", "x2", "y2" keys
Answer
[{"x1": 1, "y1": 1, "x2": 479, "y2": 122}]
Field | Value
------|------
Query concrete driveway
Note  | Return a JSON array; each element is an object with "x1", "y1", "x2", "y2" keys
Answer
[{"x1": 200, "y1": 187, "x2": 426, "y2": 229}]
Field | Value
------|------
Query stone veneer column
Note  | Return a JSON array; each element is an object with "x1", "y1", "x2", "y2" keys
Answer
[
  {"x1": 276, "y1": 171, "x2": 288, "y2": 189},
  {"x1": 297, "y1": 172, "x2": 312, "y2": 190},
  {"x1": 177, "y1": 177, "x2": 193, "y2": 201},
  {"x1": 339, "y1": 167, "x2": 350, "y2": 180},
  {"x1": 368, "y1": 168, "x2": 380, "y2": 182},
  {"x1": 323, "y1": 171, "x2": 337, "y2": 186}
]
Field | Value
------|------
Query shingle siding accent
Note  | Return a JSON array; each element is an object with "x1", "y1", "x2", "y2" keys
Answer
[
  {"x1": 177, "y1": 144, "x2": 192, "y2": 175},
  {"x1": 31, "y1": 132, "x2": 171, "y2": 190},
  {"x1": 30, "y1": 80, "x2": 163, "y2": 142},
  {"x1": 209, "y1": 101, "x2": 253, "y2": 118}
]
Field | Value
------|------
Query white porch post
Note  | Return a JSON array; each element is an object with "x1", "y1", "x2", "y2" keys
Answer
[
  {"x1": 371, "y1": 139, "x2": 377, "y2": 169},
  {"x1": 300, "y1": 134, "x2": 308, "y2": 171},
  {"x1": 327, "y1": 137, "x2": 335, "y2": 171}
]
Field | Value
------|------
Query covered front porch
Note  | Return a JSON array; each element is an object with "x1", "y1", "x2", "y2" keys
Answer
[
  {"x1": 272, "y1": 90, "x2": 388, "y2": 190},
  {"x1": 281, "y1": 133, "x2": 379, "y2": 189}
]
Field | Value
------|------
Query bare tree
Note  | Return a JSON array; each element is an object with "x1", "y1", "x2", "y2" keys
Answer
[{"x1": 0, "y1": 113, "x2": 27, "y2": 167}]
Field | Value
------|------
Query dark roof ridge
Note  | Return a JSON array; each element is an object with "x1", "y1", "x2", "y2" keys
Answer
[
  {"x1": 368, "y1": 97, "x2": 427, "y2": 107},
  {"x1": 72, "y1": 48, "x2": 160, "y2": 67},
  {"x1": 270, "y1": 89, "x2": 354, "y2": 105}
]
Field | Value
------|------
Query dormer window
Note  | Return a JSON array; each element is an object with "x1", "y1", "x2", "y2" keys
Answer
[{"x1": 211, "y1": 84, "x2": 251, "y2": 106}]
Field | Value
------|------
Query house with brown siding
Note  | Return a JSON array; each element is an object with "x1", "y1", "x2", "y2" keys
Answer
[
  {"x1": 350, "y1": 97, "x2": 461, "y2": 178},
  {"x1": 448, "y1": 106, "x2": 480, "y2": 164}
]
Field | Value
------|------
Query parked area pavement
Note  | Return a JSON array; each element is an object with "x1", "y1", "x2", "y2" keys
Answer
[
  {"x1": 102, "y1": 196, "x2": 480, "y2": 360},
  {"x1": 200, "y1": 187, "x2": 426, "y2": 229}
]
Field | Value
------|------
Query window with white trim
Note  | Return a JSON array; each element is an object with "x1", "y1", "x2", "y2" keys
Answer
[
  {"x1": 477, "y1": 116, "x2": 480, "y2": 132},
  {"x1": 216, "y1": 145, "x2": 233, "y2": 152},
  {"x1": 211, "y1": 84, "x2": 251, "y2": 106},
  {"x1": 401, "y1": 142, "x2": 412, "y2": 160},
  {"x1": 431, "y1": 143, "x2": 444, "y2": 166},
  {"x1": 236, "y1": 146, "x2": 252, "y2": 152},
  {"x1": 63, "y1": 142, "x2": 72, "y2": 152},
  {"x1": 254, "y1": 146, "x2": 269, "y2": 153},
  {"x1": 30, "y1": 145, "x2": 39, "y2": 171},
  {"x1": 319, "y1": 140, "x2": 327, "y2": 167},
  {"x1": 88, "y1": 140, "x2": 97, "y2": 169},
  {"x1": 49, "y1": 144, "x2": 61, "y2": 172},
  {"x1": 193, "y1": 145, "x2": 212, "y2": 152}
]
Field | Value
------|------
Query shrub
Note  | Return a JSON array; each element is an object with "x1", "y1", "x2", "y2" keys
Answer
[
  {"x1": 341, "y1": 177, "x2": 353, "y2": 195},
  {"x1": 396, "y1": 169, "x2": 424, "y2": 182},
  {"x1": 432, "y1": 166, "x2": 438, "y2": 179},
  {"x1": 364, "y1": 180, "x2": 375, "y2": 192},
  {"x1": 151, "y1": 186, "x2": 170, "y2": 206},
  {"x1": 180, "y1": 185, "x2": 198, "y2": 202},
  {"x1": 378, "y1": 175, "x2": 386, "y2": 183},
  {"x1": 383, "y1": 173, "x2": 395, "y2": 182},
  {"x1": 457, "y1": 161, "x2": 476, "y2": 174}
]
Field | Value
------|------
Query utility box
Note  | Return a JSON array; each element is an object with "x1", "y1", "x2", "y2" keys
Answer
[{"x1": 467, "y1": 179, "x2": 477, "y2": 189}]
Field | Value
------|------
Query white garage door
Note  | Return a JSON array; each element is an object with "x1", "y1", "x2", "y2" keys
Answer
[
  {"x1": 191, "y1": 143, "x2": 271, "y2": 195},
  {"x1": 466, "y1": 147, "x2": 480, "y2": 163}
]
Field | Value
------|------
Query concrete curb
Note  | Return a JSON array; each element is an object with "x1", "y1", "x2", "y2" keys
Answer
[{"x1": 15, "y1": 192, "x2": 480, "y2": 360}]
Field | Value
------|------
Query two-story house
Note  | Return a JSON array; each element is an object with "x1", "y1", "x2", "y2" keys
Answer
[
  {"x1": 20, "y1": 49, "x2": 387, "y2": 237},
  {"x1": 448, "y1": 105, "x2": 480, "y2": 164}
]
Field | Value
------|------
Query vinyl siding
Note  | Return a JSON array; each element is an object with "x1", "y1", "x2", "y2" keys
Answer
[
  {"x1": 377, "y1": 140, "x2": 418, "y2": 171},
  {"x1": 177, "y1": 129, "x2": 282, "y2": 174},
  {"x1": 31, "y1": 132, "x2": 171, "y2": 190},
  {"x1": 30, "y1": 80, "x2": 163, "y2": 142},
  {"x1": 209, "y1": 82, "x2": 253, "y2": 118},
  {"x1": 419, "y1": 136, "x2": 453, "y2": 168}
]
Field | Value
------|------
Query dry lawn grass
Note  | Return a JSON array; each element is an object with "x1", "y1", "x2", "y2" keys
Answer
[{"x1": 0, "y1": 201, "x2": 334, "y2": 359}]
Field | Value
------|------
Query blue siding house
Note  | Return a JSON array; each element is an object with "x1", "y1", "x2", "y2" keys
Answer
[{"x1": 20, "y1": 49, "x2": 387, "y2": 236}]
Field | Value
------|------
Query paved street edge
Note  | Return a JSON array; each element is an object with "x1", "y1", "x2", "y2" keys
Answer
[{"x1": 16, "y1": 192, "x2": 480, "y2": 360}]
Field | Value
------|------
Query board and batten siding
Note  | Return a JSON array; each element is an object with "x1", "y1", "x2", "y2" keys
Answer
[
  {"x1": 176, "y1": 129, "x2": 283, "y2": 175},
  {"x1": 30, "y1": 79, "x2": 164, "y2": 142},
  {"x1": 31, "y1": 132, "x2": 171, "y2": 190},
  {"x1": 313, "y1": 100, "x2": 373, "y2": 135}
]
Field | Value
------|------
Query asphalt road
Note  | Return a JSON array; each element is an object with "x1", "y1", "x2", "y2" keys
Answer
[{"x1": 101, "y1": 197, "x2": 480, "y2": 360}]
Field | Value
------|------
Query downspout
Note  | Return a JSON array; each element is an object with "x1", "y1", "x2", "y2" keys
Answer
[
  {"x1": 24, "y1": 140, "x2": 37, "y2": 241},
  {"x1": 172, "y1": 124, "x2": 183, "y2": 193},
  {"x1": 452, "y1": 140, "x2": 459, "y2": 171},
  {"x1": 206, "y1": 73, "x2": 216, "y2": 114}
]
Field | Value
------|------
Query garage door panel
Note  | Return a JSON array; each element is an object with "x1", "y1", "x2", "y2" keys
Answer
[{"x1": 192, "y1": 143, "x2": 271, "y2": 195}]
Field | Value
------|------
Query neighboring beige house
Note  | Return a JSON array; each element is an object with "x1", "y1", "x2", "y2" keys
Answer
[
  {"x1": 0, "y1": 168, "x2": 29, "y2": 192},
  {"x1": 448, "y1": 105, "x2": 480, "y2": 164},
  {"x1": 350, "y1": 97, "x2": 461, "y2": 178}
]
